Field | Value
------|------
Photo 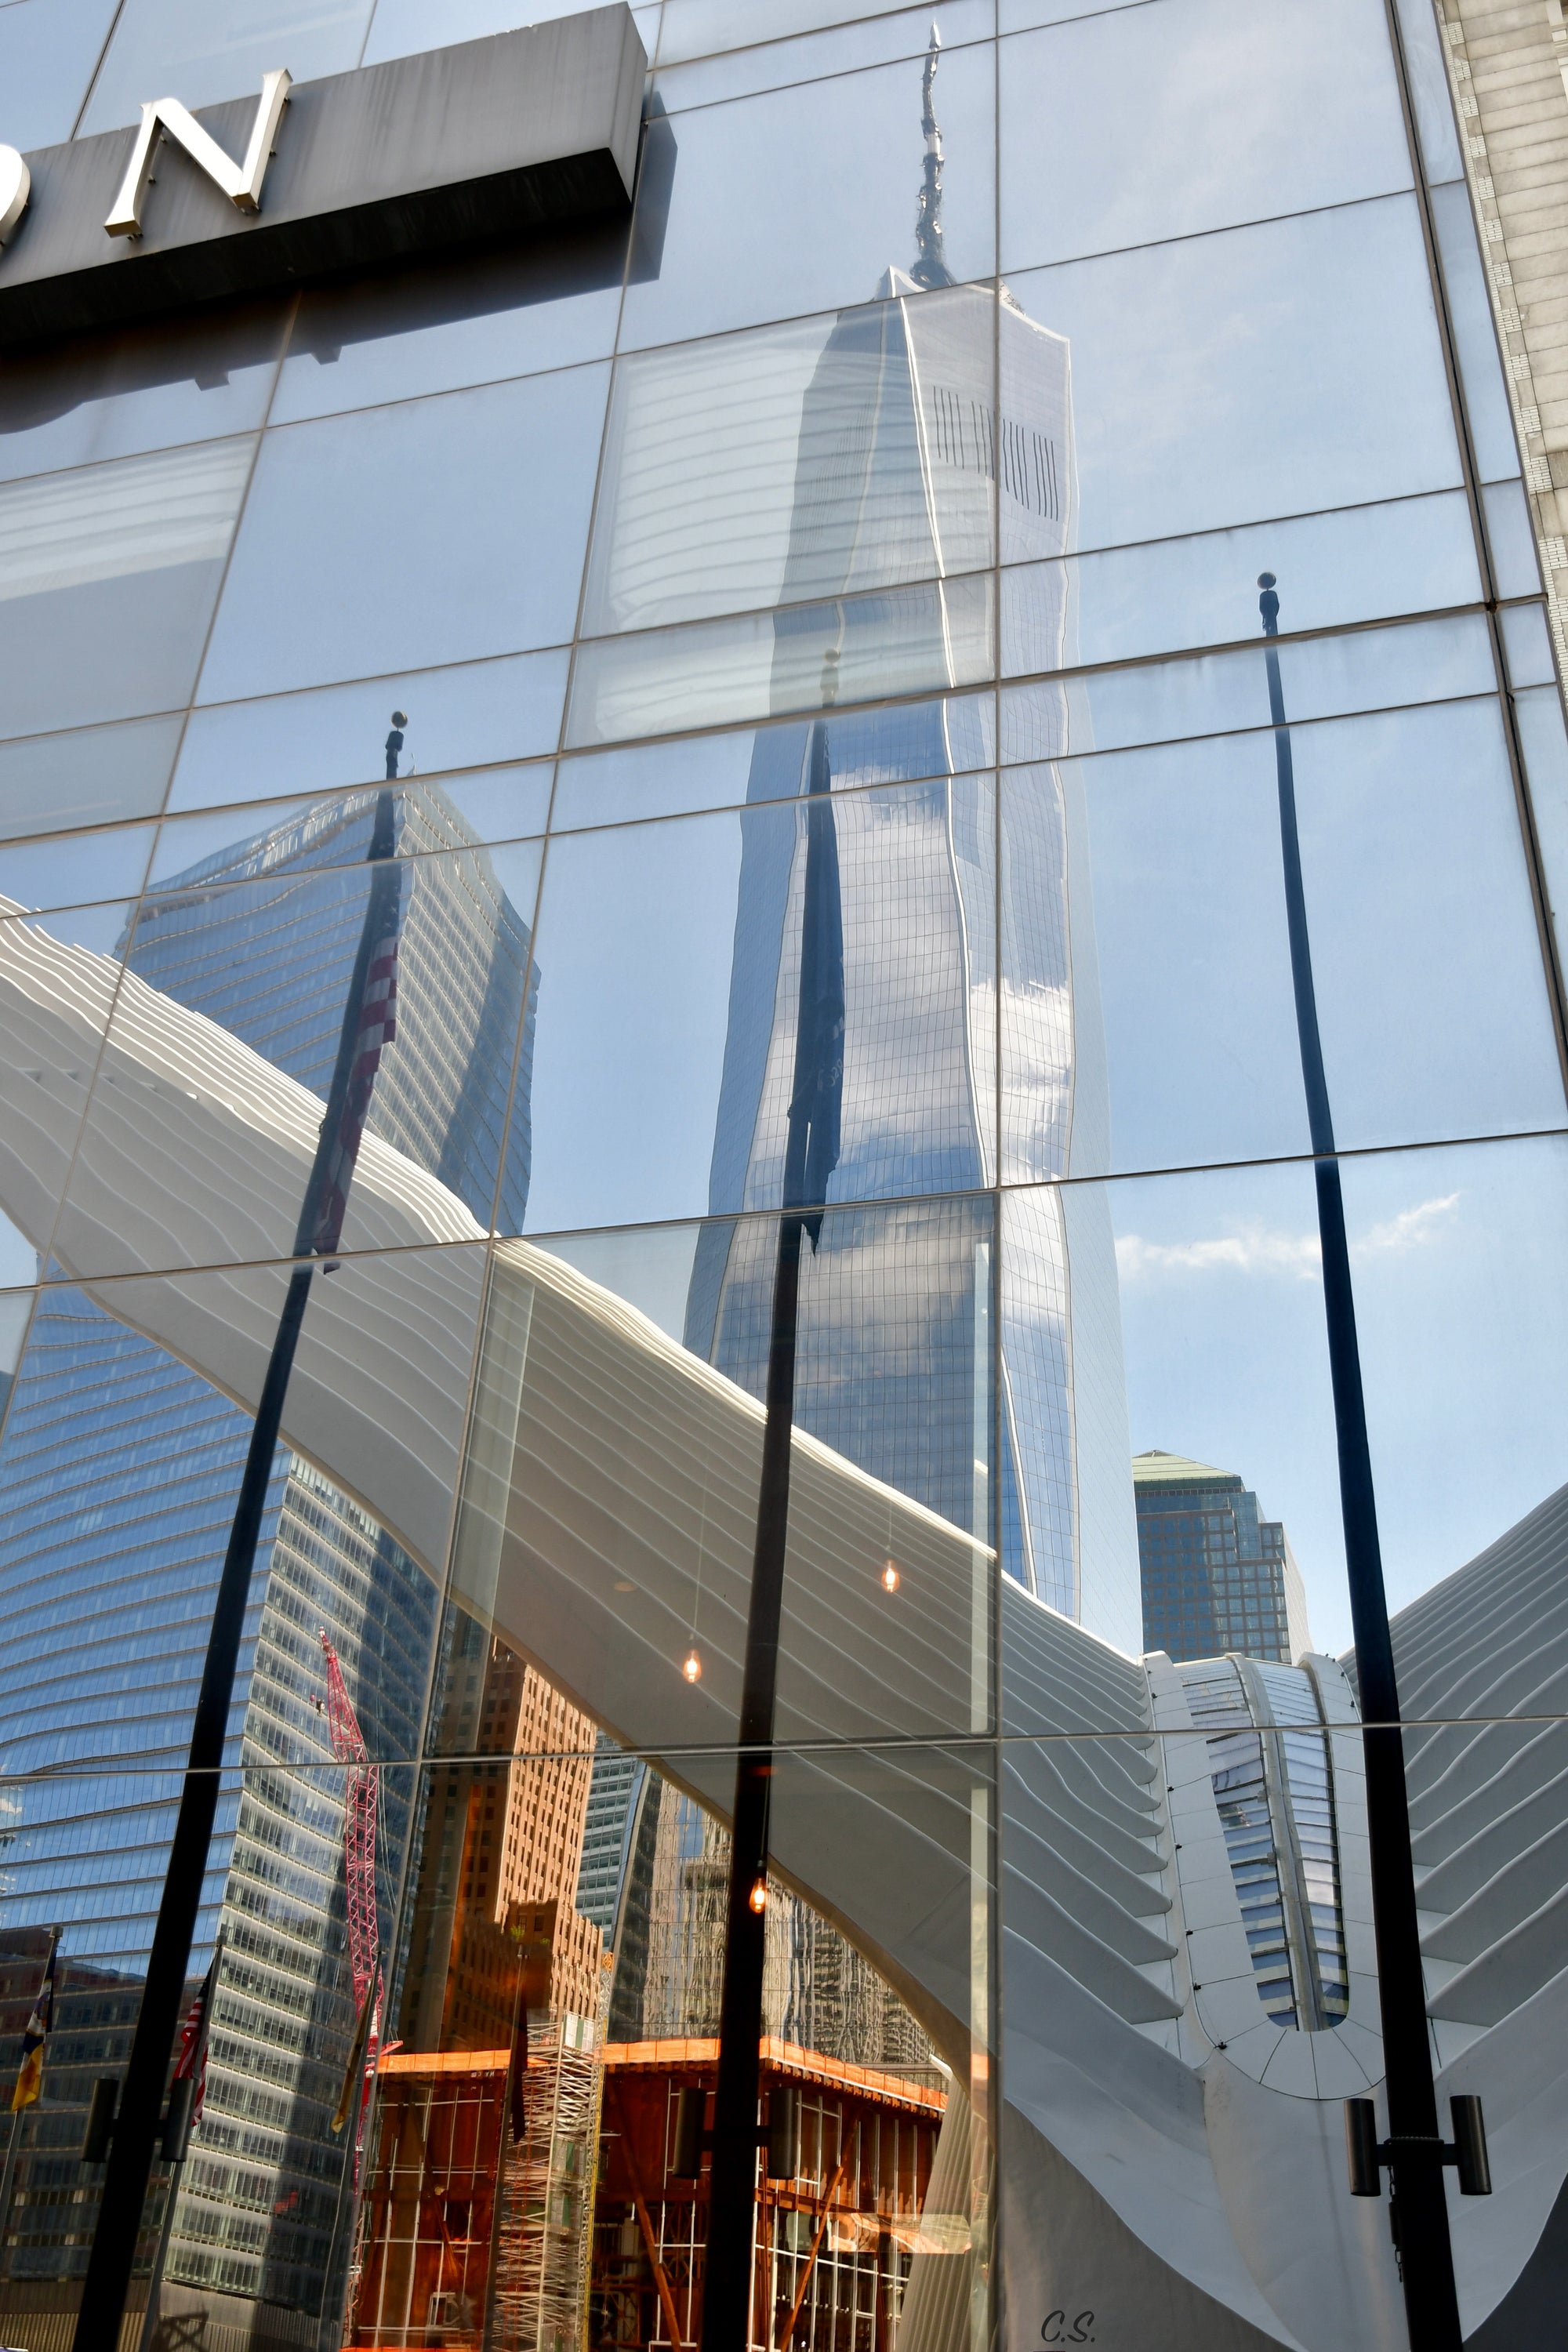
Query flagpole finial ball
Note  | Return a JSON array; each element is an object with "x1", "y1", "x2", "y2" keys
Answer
[
  {"x1": 390, "y1": 710, "x2": 408, "y2": 728},
  {"x1": 1257, "y1": 573, "x2": 1276, "y2": 589}
]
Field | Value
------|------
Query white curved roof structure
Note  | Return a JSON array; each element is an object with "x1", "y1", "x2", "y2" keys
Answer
[{"x1": 2, "y1": 905, "x2": 1565, "y2": 2347}]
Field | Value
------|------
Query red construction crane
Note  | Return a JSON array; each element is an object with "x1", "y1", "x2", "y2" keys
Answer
[{"x1": 319, "y1": 1633, "x2": 381, "y2": 2035}]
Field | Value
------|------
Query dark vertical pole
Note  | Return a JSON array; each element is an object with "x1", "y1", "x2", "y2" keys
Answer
[
  {"x1": 71, "y1": 768, "x2": 406, "y2": 2352},
  {"x1": 705, "y1": 718, "x2": 842, "y2": 2352},
  {"x1": 704, "y1": 1209, "x2": 805, "y2": 2350},
  {"x1": 1259, "y1": 577, "x2": 1461, "y2": 2351}
]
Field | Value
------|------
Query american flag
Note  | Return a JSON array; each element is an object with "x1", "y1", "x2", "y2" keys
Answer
[{"x1": 172, "y1": 1940, "x2": 223, "y2": 2124}]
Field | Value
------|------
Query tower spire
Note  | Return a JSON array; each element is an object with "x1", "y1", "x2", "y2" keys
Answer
[{"x1": 912, "y1": 24, "x2": 955, "y2": 289}]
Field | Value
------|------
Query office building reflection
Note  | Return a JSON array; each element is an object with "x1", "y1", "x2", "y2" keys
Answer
[
  {"x1": 0, "y1": 780, "x2": 537, "y2": 2339},
  {"x1": 359, "y1": 1712, "x2": 944, "y2": 2352},
  {"x1": 1134, "y1": 1450, "x2": 1312, "y2": 1663},
  {"x1": 0, "y1": 1, "x2": 1563, "y2": 2346}
]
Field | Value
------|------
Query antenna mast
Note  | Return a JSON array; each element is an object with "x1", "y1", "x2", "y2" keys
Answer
[{"x1": 913, "y1": 25, "x2": 956, "y2": 289}]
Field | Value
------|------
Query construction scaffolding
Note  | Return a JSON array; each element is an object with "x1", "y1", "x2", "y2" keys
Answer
[
  {"x1": 590, "y1": 2039, "x2": 952, "y2": 2352},
  {"x1": 492, "y1": 1984, "x2": 610, "y2": 2352}
]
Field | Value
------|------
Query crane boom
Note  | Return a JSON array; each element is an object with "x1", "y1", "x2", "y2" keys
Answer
[{"x1": 319, "y1": 1633, "x2": 380, "y2": 2022}]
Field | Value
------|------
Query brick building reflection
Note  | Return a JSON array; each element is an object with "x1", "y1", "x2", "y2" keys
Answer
[{"x1": 350, "y1": 1622, "x2": 953, "y2": 2352}]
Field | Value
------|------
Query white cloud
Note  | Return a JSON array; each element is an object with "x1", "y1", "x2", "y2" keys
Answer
[
  {"x1": 1116, "y1": 1224, "x2": 1321, "y2": 1282},
  {"x1": 1115, "y1": 1193, "x2": 1460, "y2": 1283},
  {"x1": 1350, "y1": 1192, "x2": 1460, "y2": 1260}
]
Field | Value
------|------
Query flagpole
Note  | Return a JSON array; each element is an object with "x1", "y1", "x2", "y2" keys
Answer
[
  {"x1": 0, "y1": 2111, "x2": 21, "y2": 2275},
  {"x1": 133, "y1": 1926, "x2": 224, "y2": 2352},
  {"x1": 71, "y1": 768, "x2": 407, "y2": 2352},
  {"x1": 0, "y1": 1925, "x2": 63, "y2": 2280},
  {"x1": 704, "y1": 708, "x2": 844, "y2": 2352},
  {"x1": 134, "y1": 2172, "x2": 180, "y2": 2352},
  {"x1": 1258, "y1": 577, "x2": 1461, "y2": 2351}
]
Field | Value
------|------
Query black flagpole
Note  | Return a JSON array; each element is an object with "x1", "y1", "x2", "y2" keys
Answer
[
  {"x1": 71, "y1": 732, "x2": 408, "y2": 2352},
  {"x1": 702, "y1": 713, "x2": 844, "y2": 2352},
  {"x1": 1259, "y1": 577, "x2": 1461, "y2": 2350}
]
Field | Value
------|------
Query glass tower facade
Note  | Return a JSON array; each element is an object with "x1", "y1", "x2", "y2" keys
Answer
[
  {"x1": 0, "y1": 782, "x2": 536, "y2": 2313},
  {"x1": 0, "y1": 1, "x2": 1566, "y2": 2348},
  {"x1": 1134, "y1": 1448, "x2": 1311, "y2": 1664}
]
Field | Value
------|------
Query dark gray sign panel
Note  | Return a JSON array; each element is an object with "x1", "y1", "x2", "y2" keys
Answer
[{"x1": 0, "y1": 4, "x2": 644, "y2": 347}]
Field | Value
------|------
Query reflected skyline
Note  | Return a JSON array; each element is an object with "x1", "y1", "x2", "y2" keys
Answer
[
  {"x1": 0, "y1": 0, "x2": 1564, "y2": 2347},
  {"x1": 0, "y1": 771, "x2": 539, "y2": 2318}
]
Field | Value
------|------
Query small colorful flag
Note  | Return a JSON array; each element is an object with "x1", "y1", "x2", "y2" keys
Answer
[{"x1": 10, "y1": 1940, "x2": 58, "y2": 2113}]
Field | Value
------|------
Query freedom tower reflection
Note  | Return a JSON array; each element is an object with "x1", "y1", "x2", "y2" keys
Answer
[{"x1": 581, "y1": 33, "x2": 1139, "y2": 1646}]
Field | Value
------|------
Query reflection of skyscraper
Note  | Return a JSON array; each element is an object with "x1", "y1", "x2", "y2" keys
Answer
[
  {"x1": 606, "y1": 1777, "x2": 931, "y2": 2070},
  {"x1": 670, "y1": 66, "x2": 1139, "y2": 1642},
  {"x1": 0, "y1": 783, "x2": 536, "y2": 2314},
  {"x1": 1134, "y1": 1450, "x2": 1312, "y2": 1664}
]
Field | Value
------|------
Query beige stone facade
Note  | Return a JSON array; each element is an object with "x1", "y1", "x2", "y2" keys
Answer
[
  {"x1": 492, "y1": 1665, "x2": 598, "y2": 1921},
  {"x1": 1437, "y1": 0, "x2": 1568, "y2": 654}
]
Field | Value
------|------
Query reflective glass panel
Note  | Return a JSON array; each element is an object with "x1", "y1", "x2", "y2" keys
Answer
[
  {"x1": 619, "y1": 44, "x2": 996, "y2": 350},
  {"x1": 517, "y1": 775, "x2": 996, "y2": 1237},
  {"x1": 48, "y1": 818, "x2": 542, "y2": 1279},
  {"x1": 271, "y1": 236, "x2": 626, "y2": 425},
  {"x1": 455, "y1": 1200, "x2": 993, "y2": 1748},
  {"x1": 1001, "y1": 612, "x2": 1500, "y2": 762},
  {"x1": 1430, "y1": 176, "x2": 1522, "y2": 487},
  {"x1": 0, "y1": 823, "x2": 154, "y2": 915},
  {"x1": 196, "y1": 368, "x2": 609, "y2": 703},
  {"x1": 585, "y1": 287, "x2": 1000, "y2": 638},
  {"x1": 554, "y1": 693, "x2": 989, "y2": 828},
  {"x1": 654, "y1": 0, "x2": 989, "y2": 107},
  {"x1": 1393, "y1": 0, "x2": 1465, "y2": 183},
  {"x1": 566, "y1": 573, "x2": 994, "y2": 745},
  {"x1": 0, "y1": 438, "x2": 254, "y2": 740},
  {"x1": 1484, "y1": 477, "x2": 1544, "y2": 601},
  {"x1": 358, "y1": 1734, "x2": 993, "y2": 2352},
  {"x1": 0, "y1": 0, "x2": 120, "y2": 148},
  {"x1": 1001, "y1": 493, "x2": 1483, "y2": 682},
  {"x1": 0, "y1": 717, "x2": 182, "y2": 845},
  {"x1": 363, "y1": 0, "x2": 660, "y2": 62},
  {"x1": 1006, "y1": 198, "x2": 1463, "y2": 561},
  {"x1": 7, "y1": 1238, "x2": 487, "y2": 1704},
  {"x1": 1002, "y1": 695, "x2": 1564, "y2": 1181},
  {"x1": 0, "y1": 900, "x2": 138, "y2": 1281},
  {"x1": 79, "y1": 0, "x2": 375, "y2": 132},
  {"x1": 149, "y1": 778, "x2": 550, "y2": 882},
  {"x1": 0, "y1": 1761, "x2": 420, "y2": 2325},
  {"x1": 169, "y1": 652, "x2": 566, "y2": 815},
  {"x1": 0, "y1": 301, "x2": 289, "y2": 488},
  {"x1": 999, "y1": 0, "x2": 1411, "y2": 274},
  {"x1": 1514, "y1": 679, "x2": 1568, "y2": 986}
]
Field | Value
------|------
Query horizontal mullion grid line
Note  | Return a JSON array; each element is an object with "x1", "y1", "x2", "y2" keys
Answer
[
  {"x1": 4, "y1": 653, "x2": 1524, "y2": 888},
  {"x1": 554, "y1": 603, "x2": 1508, "y2": 767},
  {"x1": 0, "y1": 476, "x2": 1505, "y2": 797},
  {"x1": 0, "y1": 354, "x2": 613, "y2": 502},
  {"x1": 14, "y1": 1113, "x2": 1566, "y2": 1295},
  {"x1": 3, "y1": 1711, "x2": 1564, "y2": 1787}
]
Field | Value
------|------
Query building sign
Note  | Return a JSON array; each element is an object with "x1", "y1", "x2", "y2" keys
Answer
[{"x1": 0, "y1": 2, "x2": 644, "y2": 347}]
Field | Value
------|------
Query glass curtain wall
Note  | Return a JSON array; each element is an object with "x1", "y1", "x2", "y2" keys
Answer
[{"x1": 0, "y1": 2, "x2": 1565, "y2": 2350}]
